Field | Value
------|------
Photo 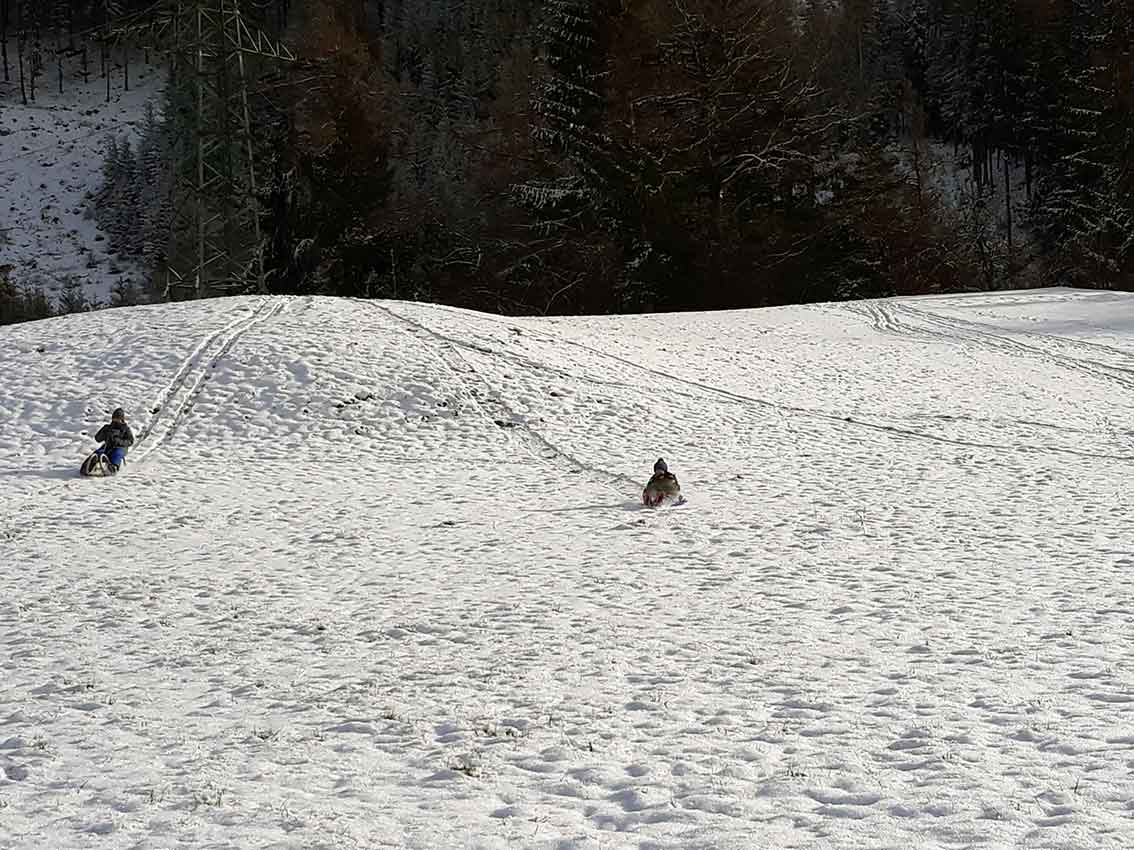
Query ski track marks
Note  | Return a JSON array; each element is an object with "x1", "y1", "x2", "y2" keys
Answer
[
  {"x1": 3, "y1": 291, "x2": 1134, "y2": 849},
  {"x1": 132, "y1": 298, "x2": 287, "y2": 462},
  {"x1": 833, "y1": 298, "x2": 1134, "y2": 462},
  {"x1": 862, "y1": 300, "x2": 1134, "y2": 394},
  {"x1": 367, "y1": 300, "x2": 643, "y2": 503}
]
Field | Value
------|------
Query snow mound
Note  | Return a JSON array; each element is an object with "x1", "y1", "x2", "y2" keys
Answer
[{"x1": 3, "y1": 289, "x2": 1134, "y2": 849}]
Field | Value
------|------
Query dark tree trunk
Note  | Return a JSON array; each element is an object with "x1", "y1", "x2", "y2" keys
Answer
[
  {"x1": 1, "y1": 0, "x2": 9, "y2": 83},
  {"x1": 1004, "y1": 153, "x2": 1013, "y2": 281},
  {"x1": 17, "y1": 36, "x2": 26, "y2": 105},
  {"x1": 29, "y1": 33, "x2": 37, "y2": 102}
]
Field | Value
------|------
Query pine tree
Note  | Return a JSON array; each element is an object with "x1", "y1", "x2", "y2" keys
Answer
[
  {"x1": 507, "y1": 0, "x2": 625, "y2": 311},
  {"x1": 528, "y1": 0, "x2": 609, "y2": 201},
  {"x1": 136, "y1": 101, "x2": 173, "y2": 273},
  {"x1": 110, "y1": 277, "x2": 140, "y2": 307},
  {"x1": 92, "y1": 135, "x2": 121, "y2": 240},
  {"x1": 56, "y1": 276, "x2": 89, "y2": 314},
  {"x1": 93, "y1": 135, "x2": 141, "y2": 257},
  {"x1": 1029, "y1": 0, "x2": 1134, "y2": 287}
]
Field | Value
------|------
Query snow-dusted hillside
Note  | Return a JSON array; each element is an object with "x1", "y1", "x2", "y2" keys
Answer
[
  {"x1": 3, "y1": 290, "x2": 1134, "y2": 849},
  {"x1": 0, "y1": 49, "x2": 163, "y2": 307}
]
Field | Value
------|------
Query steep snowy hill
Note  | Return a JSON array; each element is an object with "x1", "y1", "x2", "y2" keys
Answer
[{"x1": 3, "y1": 290, "x2": 1134, "y2": 849}]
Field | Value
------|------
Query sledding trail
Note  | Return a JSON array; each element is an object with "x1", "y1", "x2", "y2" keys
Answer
[
  {"x1": 132, "y1": 301, "x2": 272, "y2": 445},
  {"x1": 369, "y1": 300, "x2": 643, "y2": 501},
  {"x1": 825, "y1": 296, "x2": 1134, "y2": 461},
  {"x1": 892, "y1": 302, "x2": 1134, "y2": 393},
  {"x1": 394, "y1": 298, "x2": 1134, "y2": 466},
  {"x1": 840, "y1": 297, "x2": 1134, "y2": 394},
  {"x1": 132, "y1": 298, "x2": 286, "y2": 462}
]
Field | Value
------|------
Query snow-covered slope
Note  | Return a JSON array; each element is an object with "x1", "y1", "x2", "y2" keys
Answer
[
  {"x1": 0, "y1": 50, "x2": 163, "y2": 306},
  {"x1": 3, "y1": 289, "x2": 1134, "y2": 849}
]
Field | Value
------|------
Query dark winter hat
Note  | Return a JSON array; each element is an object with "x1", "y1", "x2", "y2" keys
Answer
[
  {"x1": 654, "y1": 458, "x2": 668, "y2": 474},
  {"x1": 112, "y1": 407, "x2": 126, "y2": 420}
]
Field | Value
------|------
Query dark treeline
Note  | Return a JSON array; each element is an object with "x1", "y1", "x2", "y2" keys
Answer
[
  {"x1": 4, "y1": 0, "x2": 1134, "y2": 318},
  {"x1": 254, "y1": 0, "x2": 1134, "y2": 314}
]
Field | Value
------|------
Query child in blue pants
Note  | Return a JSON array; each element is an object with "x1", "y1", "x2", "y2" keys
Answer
[{"x1": 94, "y1": 408, "x2": 135, "y2": 471}]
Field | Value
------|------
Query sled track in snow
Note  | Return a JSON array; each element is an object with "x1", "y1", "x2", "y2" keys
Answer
[
  {"x1": 498, "y1": 311, "x2": 1133, "y2": 460},
  {"x1": 437, "y1": 342, "x2": 643, "y2": 498},
  {"x1": 133, "y1": 299, "x2": 286, "y2": 462},
  {"x1": 368, "y1": 305, "x2": 757, "y2": 417},
  {"x1": 893, "y1": 303, "x2": 1134, "y2": 392},
  {"x1": 359, "y1": 299, "x2": 1134, "y2": 467},
  {"x1": 846, "y1": 299, "x2": 1134, "y2": 395},
  {"x1": 365, "y1": 301, "x2": 643, "y2": 499},
  {"x1": 372, "y1": 300, "x2": 1134, "y2": 466},
  {"x1": 839, "y1": 301, "x2": 944, "y2": 347},
  {"x1": 498, "y1": 302, "x2": 1134, "y2": 466},
  {"x1": 853, "y1": 300, "x2": 904, "y2": 337},
  {"x1": 969, "y1": 313, "x2": 1134, "y2": 365}
]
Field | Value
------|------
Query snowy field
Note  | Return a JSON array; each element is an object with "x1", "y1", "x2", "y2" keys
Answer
[
  {"x1": 0, "y1": 44, "x2": 162, "y2": 306},
  {"x1": 3, "y1": 289, "x2": 1134, "y2": 849}
]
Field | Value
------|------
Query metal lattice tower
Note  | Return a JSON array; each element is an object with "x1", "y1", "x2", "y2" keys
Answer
[{"x1": 110, "y1": 1, "x2": 293, "y2": 299}]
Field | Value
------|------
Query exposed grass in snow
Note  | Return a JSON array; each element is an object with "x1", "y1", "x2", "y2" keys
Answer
[{"x1": 2, "y1": 290, "x2": 1134, "y2": 848}]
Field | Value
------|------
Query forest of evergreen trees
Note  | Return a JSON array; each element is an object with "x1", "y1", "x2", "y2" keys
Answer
[
  {"x1": 3, "y1": 0, "x2": 1134, "y2": 318},
  {"x1": 259, "y1": 0, "x2": 1134, "y2": 313}
]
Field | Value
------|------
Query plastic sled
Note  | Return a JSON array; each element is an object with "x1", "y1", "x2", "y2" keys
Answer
[{"x1": 79, "y1": 451, "x2": 118, "y2": 478}]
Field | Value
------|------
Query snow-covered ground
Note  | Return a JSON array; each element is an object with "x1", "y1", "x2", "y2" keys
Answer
[
  {"x1": 3, "y1": 288, "x2": 1134, "y2": 849},
  {"x1": 0, "y1": 44, "x2": 162, "y2": 306}
]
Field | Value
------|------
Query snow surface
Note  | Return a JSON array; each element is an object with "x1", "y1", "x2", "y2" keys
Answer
[
  {"x1": 3, "y1": 288, "x2": 1134, "y2": 849},
  {"x1": 0, "y1": 45, "x2": 163, "y2": 306}
]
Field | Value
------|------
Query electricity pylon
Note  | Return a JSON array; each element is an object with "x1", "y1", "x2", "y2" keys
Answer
[{"x1": 109, "y1": 1, "x2": 293, "y2": 299}]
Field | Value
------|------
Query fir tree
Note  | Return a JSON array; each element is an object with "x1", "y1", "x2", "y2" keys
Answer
[
  {"x1": 136, "y1": 101, "x2": 173, "y2": 272},
  {"x1": 56, "y1": 276, "x2": 89, "y2": 314},
  {"x1": 110, "y1": 277, "x2": 140, "y2": 308}
]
